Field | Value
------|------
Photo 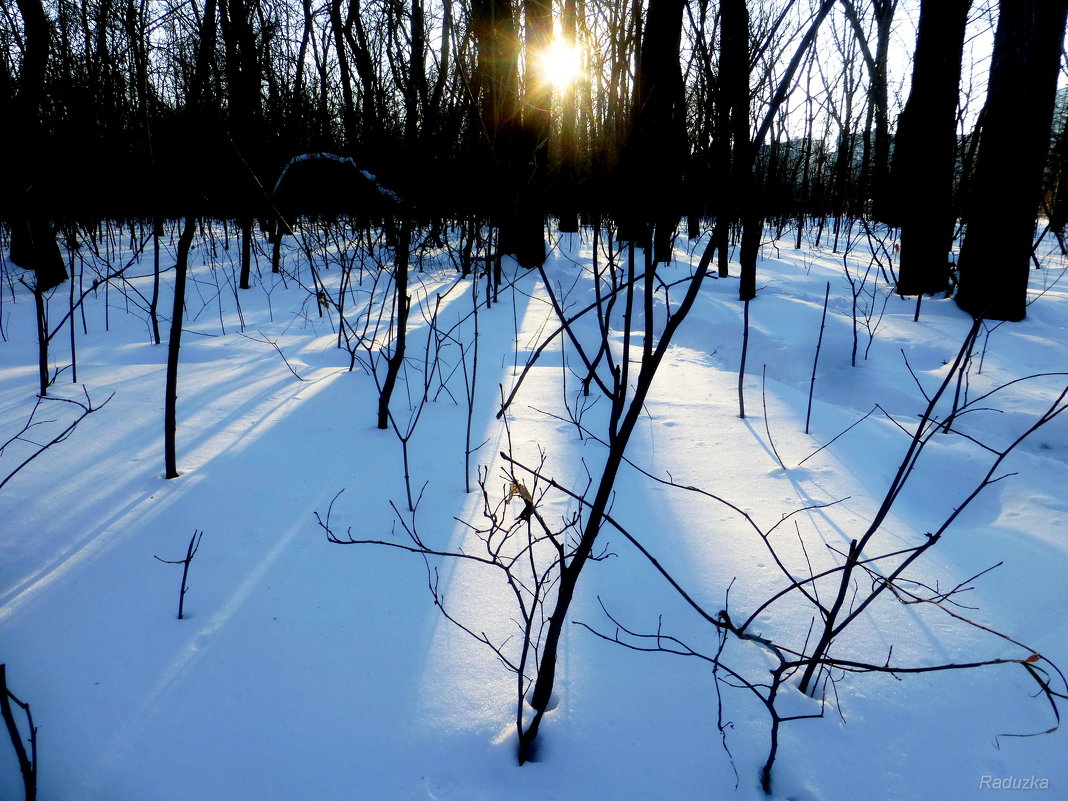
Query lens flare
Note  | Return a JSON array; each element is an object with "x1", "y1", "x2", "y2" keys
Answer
[{"x1": 540, "y1": 38, "x2": 581, "y2": 89}]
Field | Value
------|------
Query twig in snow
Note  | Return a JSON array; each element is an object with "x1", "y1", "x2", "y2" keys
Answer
[
  {"x1": 0, "y1": 388, "x2": 114, "y2": 492},
  {"x1": 805, "y1": 281, "x2": 830, "y2": 434},
  {"x1": 154, "y1": 530, "x2": 204, "y2": 620},
  {"x1": 738, "y1": 298, "x2": 751, "y2": 419},
  {"x1": 239, "y1": 331, "x2": 307, "y2": 381},
  {"x1": 798, "y1": 405, "x2": 878, "y2": 466},
  {"x1": 761, "y1": 364, "x2": 787, "y2": 470}
]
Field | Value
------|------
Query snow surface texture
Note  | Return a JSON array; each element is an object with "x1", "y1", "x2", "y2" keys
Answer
[{"x1": 1, "y1": 221, "x2": 1066, "y2": 800}]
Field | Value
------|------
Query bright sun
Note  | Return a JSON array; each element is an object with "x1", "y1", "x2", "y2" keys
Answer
[{"x1": 540, "y1": 38, "x2": 581, "y2": 89}]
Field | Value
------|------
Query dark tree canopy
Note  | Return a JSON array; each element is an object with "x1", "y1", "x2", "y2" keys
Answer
[{"x1": 0, "y1": 0, "x2": 1064, "y2": 300}]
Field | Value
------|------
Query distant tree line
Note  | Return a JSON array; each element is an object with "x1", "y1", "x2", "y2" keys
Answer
[{"x1": 2, "y1": 0, "x2": 1067, "y2": 318}]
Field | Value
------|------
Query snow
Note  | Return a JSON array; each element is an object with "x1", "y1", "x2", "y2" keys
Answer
[{"x1": 1, "y1": 221, "x2": 1066, "y2": 800}]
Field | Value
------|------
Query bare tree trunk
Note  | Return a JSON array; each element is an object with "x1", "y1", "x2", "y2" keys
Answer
[
  {"x1": 956, "y1": 0, "x2": 1068, "y2": 321},
  {"x1": 377, "y1": 218, "x2": 410, "y2": 429},
  {"x1": 427, "y1": 0, "x2": 451, "y2": 121},
  {"x1": 329, "y1": 0, "x2": 358, "y2": 144},
  {"x1": 406, "y1": 0, "x2": 427, "y2": 145},
  {"x1": 0, "y1": 664, "x2": 36, "y2": 801},
  {"x1": 239, "y1": 215, "x2": 253, "y2": 289},
  {"x1": 741, "y1": 0, "x2": 836, "y2": 300},
  {"x1": 508, "y1": 0, "x2": 551, "y2": 265},
  {"x1": 343, "y1": 0, "x2": 381, "y2": 147},
  {"x1": 471, "y1": 0, "x2": 545, "y2": 267},
  {"x1": 150, "y1": 218, "x2": 163, "y2": 344},
  {"x1": 717, "y1": 0, "x2": 750, "y2": 281},
  {"x1": 188, "y1": 0, "x2": 218, "y2": 112},
  {"x1": 164, "y1": 217, "x2": 197, "y2": 480},
  {"x1": 556, "y1": 0, "x2": 580, "y2": 233},
  {"x1": 34, "y1": 287, "x2": 48, "y2": 397},
  {"x1": 10, "y1": 0, "x2": 65, "y2": 399},
  {"x1": 9, "y1": 0, "x2": 67, "y2": 295},
  {"x1": 868, "y1": 0, "x2": 895, "y2": 215},
  {"x1": 218, "y1": 0, "x2": 265, "y2": 216},
  {"x1": 517, "y1": 230, "x2": 716, "y2": 764},
  {"x1": 889, "y1": 0, "x2": 971, "y2": 296},
  {"x1": 841, "y1": 0, "x2": 897, "y2": 216},
  {"x1": 617, "y1": 0, "x2": 686, "y2": 260}
]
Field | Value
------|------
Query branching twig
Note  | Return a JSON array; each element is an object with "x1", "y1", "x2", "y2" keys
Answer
[
  {"x1": 154, "y1": 530, "x2": 204, "y2": 620},
  {"x1": 0, "y1": 388, "x2": 114, "y2": 492},
  {"x1": 239, "y1": 331, "x2": 307, "y2": 381},
  {"x1": 0, "y1": 664, "x2": 36, "y2": 801}
]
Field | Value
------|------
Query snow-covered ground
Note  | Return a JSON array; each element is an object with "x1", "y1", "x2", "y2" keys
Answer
[{"x1": 1, "y1": 221, "x2": 1065, "y2": 800}]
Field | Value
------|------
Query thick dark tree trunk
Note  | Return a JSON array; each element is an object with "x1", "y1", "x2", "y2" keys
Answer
[
  {"x1": 377, "y1": 219, "x2": 410, "y2": 430},
  {"x1": 10, "y1": 217, "x2": 67, "y2": 294},
  {"x1": 616, "y1": 0, "x2": 687, "y2": 262},
  {"x1": 502, "y1": 0, "x2": 551, "y2": 265},
  {"x1": 713, "y1": 216, "x2": 730, "y2": 278},
  {"x1": 34, "y1": 287, "x2": 49, "y2": 397},
  {"x1": 0, "y1": 664, "x2": 36, "y2": 801},
  {"x1": 188, "y1": 0, "x2": 218, "y2": 112},
  {"x1": 219, "y1": 0, "x2": 265, "y2": 215},
  {"x1": 956, "y1": 0, "x2": 1068, "y2": 321},
  {"x1": 9, "y1": 0, "x2": 67, "y2": 294},
  {"x1": 889, "y1": 0, "x2": 971, "y2": 296},
  {"x1": 239, "y1": 215, "x2": 253, "y2": 289},
  {"x1": 717, "y1": 0, "x2": 751, "y2": 280},
  {"x1": 523, "y1": 0, "x2": 551, "y2": 176},
  {"x1": 161, "y1": 0, "x2": 210, "y2": 474},
  {"x1": 150, "y1": 218, "x2": 163, "y2": 344},
  {"x1": 11, "y1": 0, "x2": 65, "y2": 399},
  {"x1": 164, "y1": 217, "x2": 197, "y2": 480},
  {"x1": 472, "y1": 0, "x2": 545, "y2": 267},
  {"x1": 738, "y1": 212, "x2": 761, "y2": 300},
  {"x1": 868, "y1": 1, "x2": 895, "y2": 216},
  {"x1": 555, "y1": 0, "x2": 580, "y2": 233}
]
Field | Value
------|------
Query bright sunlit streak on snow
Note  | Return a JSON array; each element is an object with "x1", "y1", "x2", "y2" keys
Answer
[{"x1": 540, "y1": 38, "x2": 581, "y2": 89}]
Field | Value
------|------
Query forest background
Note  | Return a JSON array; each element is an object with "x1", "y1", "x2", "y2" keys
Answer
[{"x1": 2, "y1": 0, "x2": 1067, "y2": 321}]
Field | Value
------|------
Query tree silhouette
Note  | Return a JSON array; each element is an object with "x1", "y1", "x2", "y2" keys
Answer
[
  {"x1": 888, "y1": 0, "x2": 971, "y2": 297},
  {"x1": 956, "y1": 0, "x2": 1068, "y2": 321}
]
